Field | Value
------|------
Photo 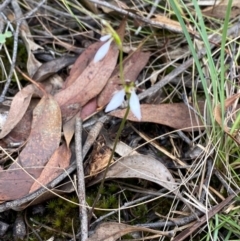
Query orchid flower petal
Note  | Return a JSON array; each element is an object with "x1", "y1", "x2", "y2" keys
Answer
[
  {"x1": 93, "y1": 38, "x2": 112, "y2": 63},
  {"x1": 129, "y1": 90, "x2": 141, "y2": 120},
  {"x1": 100, "y1": 34, "x2": 112, "y2": 41},
  {"x1": 105, "y1": 89, "x2": 125, "y2": 112}
]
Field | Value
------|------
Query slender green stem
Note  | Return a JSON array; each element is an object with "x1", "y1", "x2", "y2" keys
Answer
[
  {"x1": 119, "y1": 48, "x2": 125, "y2": 85},
  {"x1": 88, "y1": 105, "x2": 130, "y2": 221}
]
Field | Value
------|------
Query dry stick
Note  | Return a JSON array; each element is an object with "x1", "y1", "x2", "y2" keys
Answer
[
  {"x1": 75, "y1": 117, "x2": 88, "y2": 241},
  {"x1": 0, "y1": 0, "x2": 12, "y2": 12},
  {"x1": 138, "y1": 158, "x2": 217, "y2": 229},
  {"x1": 135, "y1": 0, "x2": 162, "y2": 35},
  {"x1": 200, "y1": 159, "x2": 214, "y2": 203},
  {"x1": 27, "y1": 0, "x2": 96, "y2": 20},
  {"x1": 89, "y1": 0, "x2": 190, "y2": 34},
  {"x1": 214, "y1": 169, "x2": 237, "y2": 195},
  {"x1": 0, "y1": 0, "x2": 46, "y2": 102},
  {"x1": 0, "y1": 164, "x2": 77, "y2": 212},
  {"x1": 171, "y1": 193, "x2": 237, "y2": 241}
]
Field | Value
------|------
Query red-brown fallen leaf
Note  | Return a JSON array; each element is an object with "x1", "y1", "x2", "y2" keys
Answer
[
  {"x1": 54, "y1": 20, "x2": 126, "y2": 122},
  {"x1": 98, "y1": 50, "x2": 150, "y2": 108},
  {"x1": 54, "y1": 46, "x2": 119, "y2": 121},
  {"x1": 3, "y1": 99, "x2": 39, "y2": 145},
  {"x1": 29, "y1": 143, "x2": 71, "y2": 193},
  {"x1": 0, "y1": 85, "x2": 35, "y2": 139},
  {"x1": 62, "y1": 98, "x2": 97, "y2": 148},
  {"x1": 110, "y1": 103, "x2": 205, "y2": 131},
  {"x1": 81, "y1": 98, "x2": 98, "y2": 119},
  {"x1": 0, "y1": 167, "x2": 44, "y2": 201},
  {"x1": 87, "y1": 222, "x2": 171, "y2": 241},
  {"x1": 0, "y1": 95, "x2": 62, "y2": 201},
  {"x1": 64, "y1": 42, "x2": 103, "y2": 88}
]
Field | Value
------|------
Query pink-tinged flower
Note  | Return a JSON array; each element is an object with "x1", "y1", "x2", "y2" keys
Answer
[
  {"x1": 93, "y1": 34, "x2": 113, "y2": 63},
  {"x1": 105, "y1": 87, "x2": 141, "y2": 121}
]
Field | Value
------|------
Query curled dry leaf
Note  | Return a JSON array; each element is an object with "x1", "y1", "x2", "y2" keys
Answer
[
  {"x1": 21, "y1": 29, "x2": 42, "y2": 77},
  {"x1": 0, "y1": 85, "x2": 35, "y2": 139},
  {"x1": 0, "y1": 95, "x2": 62, "y2": 201},
  {"x1": 87, "y1": 154, "x2": 192, "y2": 210},
  {"x1": 87, "y1": 222, "x2": 172, "y2": 241},
  {"x1": 88, "y1": 154, "x2": 178, "y2": 192},
  {"x1": 110, "y1": 103, "x2": 205, "y2": 131},
  {"x1": 32, "y1": 56, "x2": 77, "y2": 82},
  {"x1": 3, "y1": 99, "x2": 39, "y2": 146},
  {"x1": 10, "y1": 0, "x2": 42, "y2": 76}
]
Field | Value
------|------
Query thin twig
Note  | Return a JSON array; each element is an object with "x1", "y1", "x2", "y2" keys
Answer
[
  {"x1": 137, "y1": 21, "x2": 240, "y2": 102},
  {"x1": 89, "y1": 0, "x2": 187, "y2": 34},
  {"x1": 135, "y1": 0, "x2": 162, "y2": 35},
  {"x1": 200, "y1": 159, "x2": 213, "y2": 203},
  {"x1": 214, "y1": 169, "x2": 237, "y2": 195},
  {"x1": 0, "y1": 0, "x2": 46, "y2": 102},
  {"x1": 75, "y1": 117, "x2": 88, "y2": 241},
  {"x1": 0, "y1": 0, "x2": 12, "y2": 12},
  {"x1": 171, "y1": 193, "x2": 237, "y2": 241}
]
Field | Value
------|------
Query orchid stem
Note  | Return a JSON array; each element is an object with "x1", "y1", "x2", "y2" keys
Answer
[
  {"x1": 119, "y1": 47, "x2": 125, "y2": 86},
  {"x1": 89, "y1": 44, "x2": 128, "y2": 222},
  {"x1": 88, "y1": 105, "x2": 130, "y2": 222}
]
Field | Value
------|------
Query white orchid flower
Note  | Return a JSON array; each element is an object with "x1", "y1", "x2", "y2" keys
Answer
[
  {"x1": 94, "y1": 20, "x2": 122, "y2": 63},
  {"x1": 94, "y1": 34, "x2": 113, "y2": 63},
  {"x1": 105, "y1": 87, "x2": 141, "y2": 121}
]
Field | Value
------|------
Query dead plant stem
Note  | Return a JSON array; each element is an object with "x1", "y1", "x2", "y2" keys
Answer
[{"x1": 75, "y1": 117, "x2": 88, "y2": 241}]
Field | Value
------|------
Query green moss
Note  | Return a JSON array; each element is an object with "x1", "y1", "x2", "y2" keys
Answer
[{"x1": 28, "y1": 194, "x2": 80, "y2": 240}]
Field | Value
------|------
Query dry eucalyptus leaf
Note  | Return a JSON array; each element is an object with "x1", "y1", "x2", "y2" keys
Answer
[
  {"x1": 64, "y1": 42, "x2": 102, "y2": 88},
  {"x1": 110, "y1": 103, "x2": 205, "y2": 131},
  {"x1": 0, "y1": 95, "x2": 62, "y2": 201},
  {"x1": 202, "y1": 0, "x2": 240, "y2": 19},
  {"x1": 0, "y1": 85, "x2": 35, "y2": 139},
  {"x1": 87, "y1": 222, "x2": 172, "y2": 241},
  {"x1": 151, "y1": 14, "x2": 195, "y2": 35},
  {"x1": 54, "y1": 20, "x2": 126, "y2": 122},
  {"x1": 29, "y1": 143, "x2": 71, "y2": 193},
  {"x1": 88, "y1": 155, "x2": 178, "y2": 196},
  {"x1": 88, "y1": 154, "x2": 194, "y2": 212}
]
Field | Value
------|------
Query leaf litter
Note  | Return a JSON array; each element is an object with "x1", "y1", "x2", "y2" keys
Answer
[
  {"x1": 0, "y1": 1, "x2": 231, "y2": 239},
  {"x1": 0, "y1": 95, "x2": 61, "y2": 200}
]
